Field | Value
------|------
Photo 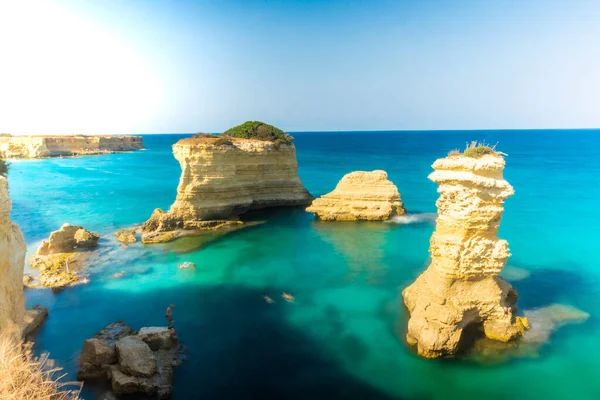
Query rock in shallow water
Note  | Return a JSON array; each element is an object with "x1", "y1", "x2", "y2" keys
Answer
[
  {"x1": 138, "y1": 327, "x2": 178, "y2": 351},
  {"x1": 115, "y1": 229, "x2": 137, "y2": 243},
  {"x1": 77, "y1": 338, "x2": 117, "y2": 379},
  {"x1": 21, "y1": 305, "x2": 48, "y2": 339},
  {"x1": 307, "y1": 170, "x2": 406, "y2": 221}
]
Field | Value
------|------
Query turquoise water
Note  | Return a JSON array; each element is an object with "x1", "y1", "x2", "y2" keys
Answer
[{"x1": 8, "y1": 130, "x2": 600, "y2": 399}]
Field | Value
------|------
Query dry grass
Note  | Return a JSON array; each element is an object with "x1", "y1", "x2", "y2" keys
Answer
[{"x1": 0, "y1": 333, "x2": 82, "y2": 400}]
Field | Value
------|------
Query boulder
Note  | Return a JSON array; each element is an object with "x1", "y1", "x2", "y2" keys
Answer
[
  {"x1": 21, "y1": 305, "x2": 48, "y2": 338},
  {"x1": 116, "y1": 336, "x2": 157, "y2": 378},
  {"x1": 138, "y1": 327, "x2": 178, "y2": 351},
  {"x1": 74, "y1": 228, "x2": 100, "y2": 248},
  {"x1": 108, "y1": 365, "x2": 151, "y2": 395},
  {"x1": 115, "y1": 229, "x2": 137, "y2": 243},
  {"x1": 77, "y1": 338, "x2": 117, "y2": 379}
]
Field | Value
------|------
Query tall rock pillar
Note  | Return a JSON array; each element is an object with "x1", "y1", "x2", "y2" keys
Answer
[{"x1": 402, "y1": 152, "x2": 527, "y2": 358}]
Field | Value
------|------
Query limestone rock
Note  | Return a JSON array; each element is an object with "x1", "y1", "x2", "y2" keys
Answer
[
  {"x1": 116, "y1": 336, "x2": 157, "y2": 378},
  {"x1": 138, "y1": 327, "x2": 178, "y2": 351},
  {"x1": 79, "y1": 322, "x2": 183, "y2": 399},
  {"x1": 77, "y1": 338, "x2": 117, "y2": 379},
  {"x1": 0, "y1": 177, "x2": 26, "y2": 338},
  {"x1": 141, "y1": 135, "x2": 312, "y2": 243},
  {"x1": 306, "y1": 170, "x2": 406, "y2": 220},
  {"x1": 402, "y1": 152, "x2": 526, "y2": 358},
  {"x1": 0, "y1": 135, "x2": 144, "y2": 159},
  {"x1": 21, "y1": 305, "x2": 48, "y2": 339},
  {"x1": 115, "y1": 229, "x2": 137, "y2": 243},
  {"x1": 29, "y1": 224, "x2": 99, "y2": 288}
]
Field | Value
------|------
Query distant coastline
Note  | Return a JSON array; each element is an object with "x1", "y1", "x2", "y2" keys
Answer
[{"x1": 0, "y1": 134, "x2": 144, "y2": 159}]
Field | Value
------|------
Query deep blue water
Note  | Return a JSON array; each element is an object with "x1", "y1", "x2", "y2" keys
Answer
[{"x1": 7, "y1": 130, "x2": 600, "y2": 399}]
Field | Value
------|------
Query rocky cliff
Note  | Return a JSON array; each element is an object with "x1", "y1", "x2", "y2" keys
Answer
[
  {"x1": 402, "y1": 152, "x2": 527, "y2": 358},
  {"x1": 142, "y1": 136, "x2": 312, "y2": 243},
  {"x1": 306, "y1": 170, "x2": 406, "y2": 220},
  {"x1": 0, "y1": 177, "x2": 26, "y2": 336},
  {"x1": 0, "y1": 135, "x2": 144, "y2": 158}
]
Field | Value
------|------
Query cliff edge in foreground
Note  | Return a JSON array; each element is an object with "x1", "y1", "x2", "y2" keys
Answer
[
  {"x1": 0, "y1": 135, "x2": 144, "y2": 158},
  {"x1": 306, "y1": 170, "x2": 406, "y2": 220},
  {"x1": 402, "y1": 149, "x2": 527, "y2": 358},
  {"x1": 0, "y1": 177, "x2": 26, "y2": 336},
  {"x1": 142, "y1": 122, "x2": 312, "y2": 243}
]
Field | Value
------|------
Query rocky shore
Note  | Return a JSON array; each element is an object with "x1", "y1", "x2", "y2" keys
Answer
[
  {"x1": 402, "y1": 149, "x2": 528, "y2": 358},
  {"x1": 0, "y1": 135, "x2": 143, "y2": 158},
  {"x1": 306, "y1": 170, "x2": 406, "y2": 220}
]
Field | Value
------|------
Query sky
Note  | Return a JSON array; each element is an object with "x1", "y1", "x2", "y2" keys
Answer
[{"x1": 0, "y1": 0, "x2": 599, "y2": 134}]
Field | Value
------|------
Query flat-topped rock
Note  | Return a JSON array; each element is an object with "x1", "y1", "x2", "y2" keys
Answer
[
  {"x1": 306, "y1": 170, "x2": 406, "y2": 221},
  {"x1": 21, "y1": 305, "x2": 48, "y2": 339},
  {"x1": 141, "y1": 123, "x2": 312, "y2": 243},
  {"x1": 0, "y1": 135, "x2": 144, "y2": 158},
  {"x1": 138, "y1": 327, "x2": 178, "y2": 351}
]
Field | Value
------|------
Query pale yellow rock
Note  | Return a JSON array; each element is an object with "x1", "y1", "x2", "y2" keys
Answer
[
  {"x1": 402, "y1": 153, "x2": 525, "y2": 358},
  {"x1": 306, "y1": 170, "x2": 406, "y2": 221},
  {"x1": 0, "y1": 177, "x2": 26, "y2": 338},
  {"x1": 0, "y1": 135, "x2": 143, "y2": 158},
  {"x1": 29, "y1": 224, "x2": 99, "y2": 288},
  {"x1": 142, "y1": 137, "x2": 312, "y2": 243}
]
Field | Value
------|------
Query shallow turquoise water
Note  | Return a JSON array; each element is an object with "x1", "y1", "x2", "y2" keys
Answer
[{"x1": 8, "y1": 130, "x2": 600, "y2": 399}]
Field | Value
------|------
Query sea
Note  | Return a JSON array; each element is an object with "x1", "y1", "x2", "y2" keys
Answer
[{"x1": 7, "y1": 130, "x2": 600, "y2": 399}]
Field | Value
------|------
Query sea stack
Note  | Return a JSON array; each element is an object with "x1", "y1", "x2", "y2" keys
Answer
[
  {"x1": 402, "y1": 145, "x2": 528, "y2": 358},
  {"x1": 142, "y1": 122, "x2": 312, "y2": 243},
  {"x1": 306, "y1": 170, "x2": 406, "y2": 220},
  {"x1": 0, "y1": 177, "x2": 26, "y2": 336}
]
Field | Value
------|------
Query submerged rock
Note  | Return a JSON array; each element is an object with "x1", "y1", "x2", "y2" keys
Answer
[
  {"x1": 307, "y1": 170, "x2": 406, "y2": 221},
  {"x1": 29, "y1": 223, "x2": 100, "y2": 288},
  {"x1": 141, "y1": 124, "x2": 312, "y2": 243},
  {"x1": 467, "y1": 304, "x2": 589, "y2": 363},
  {"x1": 21, "y1": 305, "x2": 48, "y2": 339},
  {"x1": 403, "y1": 151, "x2": 527, "y2": 358},
  {"x1": 115, "y1": 228, "x2": 137, "y2": 243}
]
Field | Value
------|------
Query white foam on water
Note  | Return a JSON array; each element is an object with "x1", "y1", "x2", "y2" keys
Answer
[{"x1": 385, "y1": 213, "x2": 437, "y2": 225}]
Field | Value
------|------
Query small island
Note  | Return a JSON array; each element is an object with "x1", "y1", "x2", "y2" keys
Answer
[{"x1": 0, "y1": 134, "x2": 144, "y2": 158}]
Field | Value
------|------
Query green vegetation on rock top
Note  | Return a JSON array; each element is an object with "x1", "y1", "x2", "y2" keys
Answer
[
  {"x1": 0, "y1": 159, "x2": 8, "y2": 177},
  {"x1": 448, "y1": 141, "x2": 499, "y2": 158},
  {"x1": 223, "y1": 121, "x2": 292, "y2": 142}
]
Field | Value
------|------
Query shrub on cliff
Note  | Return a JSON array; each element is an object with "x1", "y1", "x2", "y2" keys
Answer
[
  {"x1": 0, "y1": 159, "x2": 8, "y2": 177},
  {"x1": 0, "y1": 333, "x2": 81, "y2": 399},
  {"x1": 223, "y1": 121, "x2": 292, "y2": 143},
  {"x1": 213, "y1": 135, "x2": 233, "y2": 146},
  {"x1": 452, "y1": 141, "x2": 499, "y2": 158},
  {"x1": 193, "y1": 132, "x2": 218, "y2": 139}
]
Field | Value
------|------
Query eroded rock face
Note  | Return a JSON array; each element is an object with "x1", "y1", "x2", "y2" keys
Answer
[
  {"x1": 141, "y1": 137, "x2": 312, "y2": 243},
  {"x1": 402, "y1": 153, "x2": 527, "y2": 358},
  {"x1": 306, "y1": 170, "x2": 406, "y2": 220},
  {"x1": 29, "y1": 224, "x2": 99, "y2": 288},
  {"x1": 0, "y1": 177, "x2": 26, "y2": 337}
]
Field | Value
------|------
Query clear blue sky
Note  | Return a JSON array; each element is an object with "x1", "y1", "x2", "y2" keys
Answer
[{"x1": 0, "y1": 0, "x2": 599, "y2": 134}]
